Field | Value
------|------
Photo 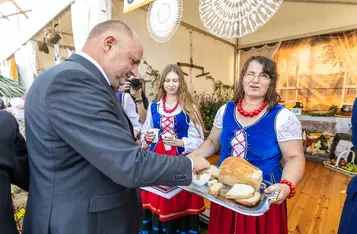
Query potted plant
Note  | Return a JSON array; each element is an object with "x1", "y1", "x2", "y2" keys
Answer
[{"x1": 0, "y1": 75, "x2": 26, "y2": 108}]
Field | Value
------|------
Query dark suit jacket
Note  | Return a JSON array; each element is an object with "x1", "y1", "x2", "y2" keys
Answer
[
  {"x1": 23, "y1": 54, "x2": 193, "y2": 234},
  {"x1": 0, "y1": 110, "x2": 29, "y2": 234},
  {"x1": 338, "y1": 175, "x2": 357, "y2": 234}
]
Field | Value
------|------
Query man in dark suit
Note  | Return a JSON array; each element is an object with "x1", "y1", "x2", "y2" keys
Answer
[
  {"x1": 23, "y1": 20, "x2": 210, "y2": 234},
  {"x1": 0, "y1": 110, "x2": 29, "y2": 234},
  {"x1": 338, "y1": 98, "x2": 357, "y2": 234}
]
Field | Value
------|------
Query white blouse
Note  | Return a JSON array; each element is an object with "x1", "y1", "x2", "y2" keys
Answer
[
  {"x1": 213, "y1": 104, "x2": 302, "y2": 142},
  {"x1": 141, "y1": 100, "x2": 204, "y2": 154},
  {"x1": 121, "y1": 92, "x2": 142, "y2": 132}
]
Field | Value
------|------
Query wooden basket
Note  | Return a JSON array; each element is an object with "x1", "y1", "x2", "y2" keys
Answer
[{"x1": 323, "y1": 150, "x2": 357, "y2": 177}]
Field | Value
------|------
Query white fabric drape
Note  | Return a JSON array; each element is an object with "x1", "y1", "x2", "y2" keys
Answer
[
  {"x1": 14, "y1": 40, "x2": 37, "y2": 90},
  {"x1": 0, "y1": 60, "x2": 11, "y2": 78},
  {"x1": 71, "y1": 0, "x2": 112, "y2": 52},
  {"x1": 54, "y1": 43, "x2": 61, "y2": 64},
  {"x1": 238, "y1": 42, "x2": 281, "y2": 75}
]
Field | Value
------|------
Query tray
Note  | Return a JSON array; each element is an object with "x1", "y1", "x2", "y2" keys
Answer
[{"x1": 179, "y1": 180, "x2": 280, "y2": 216}]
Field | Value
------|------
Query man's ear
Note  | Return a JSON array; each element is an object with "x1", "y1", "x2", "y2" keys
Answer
[{"x1": 104, "y1": 36, "x2": 116, "y2": 52}]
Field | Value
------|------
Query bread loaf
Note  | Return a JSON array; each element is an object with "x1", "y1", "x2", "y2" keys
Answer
[
  {"x1": 236, "y1": 191, "x2": 261, "y2": 206},
  {"x1": 218, "y1": 157, "x2": 262, "y2": 190}
]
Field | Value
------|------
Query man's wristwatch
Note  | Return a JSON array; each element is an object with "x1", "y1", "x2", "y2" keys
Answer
[{"x1": 135, "y1": 99, "x2": 143, "y2": 104}]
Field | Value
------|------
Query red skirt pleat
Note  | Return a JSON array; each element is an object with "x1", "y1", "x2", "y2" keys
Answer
[
  {"x1": 208, "y1": 202, "x2": 288, "y2": 234},
  {"x1": 141, "y1": 140, "x2": 205, "y2": 222}
]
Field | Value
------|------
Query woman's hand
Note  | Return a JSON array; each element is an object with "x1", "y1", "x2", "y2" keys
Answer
[
  {"x1": 130, "y1": 88, "x2": 142, "y2": 100},
  {"x1": 264, "y1": 183, "x2": 291, "y2": 205},
  {"x1": 144, "y1": 131, "x2": 155, "y2": 143},
  {"x1": 163, "y1": 134, "x2": 183, "y2": 147},
  {"x1": 118, "y1": 81, "x2": 130, "y2": 93}
]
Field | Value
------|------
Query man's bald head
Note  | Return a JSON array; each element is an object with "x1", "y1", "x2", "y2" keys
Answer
[
  {"x1": 86, "y1": 19, "x2": 134, "y2": 43},
  {"x1": 81, "y1": 19, "x2": 143, "y2": 90}
]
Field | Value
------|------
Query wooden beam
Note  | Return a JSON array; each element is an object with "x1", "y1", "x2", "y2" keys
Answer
[
  {"x1": 285, "y1": 0, "x2": 357, "y2": 5},
  {"x1": 9, "y1": 0, "x2": 29, "y2": 18},
  {"x1": 180, "y1": 21, "x2": 236, "y2": 48},
  {"x1": 0, "y1": 10, "x2": 31, "y2": 19},
  {"x1": 0, "y1": 12, "x2": 9, "y2": 20}
]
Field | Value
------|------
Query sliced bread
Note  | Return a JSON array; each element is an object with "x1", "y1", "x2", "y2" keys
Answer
[
  {"x1": 207, "y1": 165, "x2": 220, "y2": 178},
  {"x1": 236, "y1": 191, "x2": 261, "y2": 206},
  {"x1": 209, "y1": 182, "x2": 223, "y2": 196},
  {"x1": 225, "y1": 184, "x2": 255, "y2": 199}
]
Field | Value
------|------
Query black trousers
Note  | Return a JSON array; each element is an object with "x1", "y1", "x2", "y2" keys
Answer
[{"x1": 0, "y1": 168, "x2": 20, "y2": 234}]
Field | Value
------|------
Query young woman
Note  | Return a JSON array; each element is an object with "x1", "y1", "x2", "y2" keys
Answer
[{"x1": 140, "y1": 64, "x2": 206, "y2": 234}]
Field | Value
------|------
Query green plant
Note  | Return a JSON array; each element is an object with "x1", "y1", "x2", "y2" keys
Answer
[
  {"x1": 195, "y1": 75, "x2": 233, "y2": 132},
  {"x1": 142, "y1": 59, "x2": 160, "y2": 96},
  {"x1": 0, "y1": 76, "x2": 26, "y2": 99}
]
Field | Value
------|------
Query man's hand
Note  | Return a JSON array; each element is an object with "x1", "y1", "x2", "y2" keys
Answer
[{"x1": 187, "y1": 155, "x2": 211, "y2": 175}]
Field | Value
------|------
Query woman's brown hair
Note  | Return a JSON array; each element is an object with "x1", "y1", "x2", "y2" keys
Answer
[
  {"x1": 233, "y1": 56, "x2": 281, "y2": 109},
  {"x1": 154, "y1": 64, "x2": 207, "y2": 135}
]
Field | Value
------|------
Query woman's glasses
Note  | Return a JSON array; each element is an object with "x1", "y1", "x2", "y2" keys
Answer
[{"x1": 244, "y1": 73, "x2": 270, "y2": 82}]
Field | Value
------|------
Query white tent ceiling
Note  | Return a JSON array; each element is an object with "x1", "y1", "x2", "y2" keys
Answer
[{"x1": 1, "y1": 0, "x2": 357, "y2": 61}]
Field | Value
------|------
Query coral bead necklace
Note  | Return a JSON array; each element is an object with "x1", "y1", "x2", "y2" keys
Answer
[
  {"x1": 237, "y1": 99, "x2": 267, "y2": 117},
  {"x1": 162, "y1": 96, "x2": 179, "y2": 114}
]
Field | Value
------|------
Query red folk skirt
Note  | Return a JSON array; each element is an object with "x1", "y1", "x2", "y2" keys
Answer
[
  {"x1": 141, "y1": 140, "x2": 205, "y2": 222},
  {"x1": 208, "y1": 201, "x2": 288, "y2": 234}
]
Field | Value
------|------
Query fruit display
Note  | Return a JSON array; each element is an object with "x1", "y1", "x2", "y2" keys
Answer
[
  {"x1": 325, "y1": 158, "x2": 348, "y2": 168},
  {"x1": 323, "y1": 157, "x2": 357, "y2": 176},
  {"x1": 304, "y1": 131, "x2": 334, "y2": 155},
  {"x1": 342, "y1": 163, "x2": 357, "y2": 172}
]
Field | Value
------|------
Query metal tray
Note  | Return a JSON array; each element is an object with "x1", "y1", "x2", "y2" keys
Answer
[{"x1": 179, "y1": 180, "x2": 280, "y2": 216}]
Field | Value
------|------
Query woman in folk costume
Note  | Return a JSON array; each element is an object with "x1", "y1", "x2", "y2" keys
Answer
[
  {"x1": 189, "y1": 56, "x2": 305, "y2": 234},
  {"x1": 140, "y1": 64, "x2": 206, "y2": 234}
]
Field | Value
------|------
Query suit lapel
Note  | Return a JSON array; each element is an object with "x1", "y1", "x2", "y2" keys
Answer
[{"x1": 65, "y1": 54, "x2": 135, "y2": 138}]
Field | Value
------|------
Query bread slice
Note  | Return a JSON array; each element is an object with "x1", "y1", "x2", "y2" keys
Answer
[
  {"x1": 207, "y1": 179, "x2": 218, "y2": 187},
  {"x1": 218, "y1": 157, "x2": 262, "y2": 190},
  {"x1": 209, "y1": 182, "x2": 223, "y2": 196},
  {"x1": 207, "y1": 165, "x2": 220, "y2": 178},
  {"x1": 225, "y1": 184, "x2": 255, "y2": 199},
  {"x1": 236, "y1": 191, "x2": 261, "y2": 206}
]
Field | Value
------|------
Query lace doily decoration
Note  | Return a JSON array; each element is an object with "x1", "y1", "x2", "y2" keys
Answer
[
  {"x1": 147, "y1": 0, "x2": 183, "y2": 43},
  {"x1": 199, "y1": 0, "x2": 284, "y2": 38}
]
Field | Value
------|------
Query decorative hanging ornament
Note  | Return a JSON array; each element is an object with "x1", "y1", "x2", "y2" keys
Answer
[
  {"x1": 147, "y1": 0, "x2": 183, "y2": 43},
  {"x1": 199, "y1": 0, "x2": 284, "y2": 39}
]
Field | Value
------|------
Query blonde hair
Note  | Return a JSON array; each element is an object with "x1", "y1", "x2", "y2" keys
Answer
[{"x1": 154, "y1": 64, "x2": 207, "y2": 136}]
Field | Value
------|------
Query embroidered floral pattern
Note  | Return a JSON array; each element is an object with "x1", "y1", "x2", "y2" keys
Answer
[{"x1": 277, "y1": 116, "x2": 302, "y2": 141}]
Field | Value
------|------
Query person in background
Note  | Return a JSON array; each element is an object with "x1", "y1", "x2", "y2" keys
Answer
[
  {"x1": 140, "y1": 64, "x2": 206, "y2": 234},
  {"x1": 0, "y1": 110, "x2": 29, "y2": 234},
  {"x1": 116, "y1": 77, "x2": 142, "y2": 138},
  {"x1": 118, "y1": 77, "x2": 148, "y2": 124},
  {"x1": 188, "y1": 56, "x2": 305, "y2": 234},
  {"x1": 338, "y1": 98, "x2": 357, "y2": 234}
]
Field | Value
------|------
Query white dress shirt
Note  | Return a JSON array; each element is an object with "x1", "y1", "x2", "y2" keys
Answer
[{"x1": 77, "y1": 51, "x2": 111, "y2": 85}]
